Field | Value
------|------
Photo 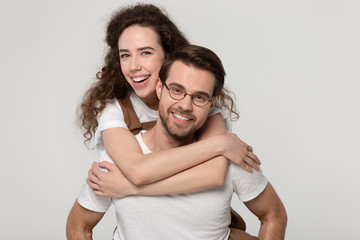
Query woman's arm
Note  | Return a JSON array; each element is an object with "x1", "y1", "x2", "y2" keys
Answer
[
  {"x1": 102, "y1": 113, "x2": 225, "y2": 185},
  {"x1": 90, "y1": 114, "x2": 261, "y2": 196},
  {"x1": 88, "y1": 157, "x2": 227, "y2": 198},
  {"x1": 103, "y1": 113, "x2": 259, "y2": 186},
  {"x1": 90, "y1": 114, "x2": 228, "y2": 196},
  {"x1": 90, "y1": 134, "x2": 261, "y2": 197}
]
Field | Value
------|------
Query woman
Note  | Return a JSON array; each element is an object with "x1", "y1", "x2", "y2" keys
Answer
[{"x1": 77, "y1": 3, "x2": 260, "y2": 239}]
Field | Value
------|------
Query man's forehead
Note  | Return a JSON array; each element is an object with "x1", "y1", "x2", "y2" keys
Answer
[{"x1": 166, "y1": 60, "x2": 215, "y2": 94}]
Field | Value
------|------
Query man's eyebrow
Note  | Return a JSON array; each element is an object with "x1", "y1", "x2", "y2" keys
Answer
[
  {"x1": 168, "y1": 82, "x2": 185, "y2": 89},
  {"x1": 119, "y1": 46, "x2": 155, "y2": 53},
  {"x1": 168, "y1": 82, "x2": 211, "y2": 98}
]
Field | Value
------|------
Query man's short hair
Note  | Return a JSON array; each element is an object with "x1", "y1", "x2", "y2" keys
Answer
[{"x1": 159, "y1": 45, "x2": 225, "y2": 97}]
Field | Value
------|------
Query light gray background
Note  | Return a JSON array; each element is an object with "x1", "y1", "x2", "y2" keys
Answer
[{"x1": 1, "y1": 0, "x2": 359, "y2": 239}]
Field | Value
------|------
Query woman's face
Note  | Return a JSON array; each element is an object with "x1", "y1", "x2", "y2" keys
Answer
[{"x1": 118, "y1": 25, "x2": 165, "y2": 104}]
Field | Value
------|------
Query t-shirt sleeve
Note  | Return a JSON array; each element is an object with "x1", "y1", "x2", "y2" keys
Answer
[
  {"x1": 230, "y1": 164, "x2": 269, "y2": 202},
  {"x1": 77, "y1": 183, "x2": 112, "y2": 213},
  {"x1": 97, "y1": 99, "x2": 128, "y2": 131},
  {"x1": 94, "y1": 99, "x2": 128, "y2": 151},
  {"x1": 77, "y1": 151, "x2": 115, "y2": 212}
]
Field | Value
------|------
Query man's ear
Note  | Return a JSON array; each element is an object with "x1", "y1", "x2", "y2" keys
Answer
[
  {"x1": 209, "y1": 96, "x2": 216, "y2": 110},
  {"x1": 156, "y1": 78, "x2": 163, "y2": 99}
]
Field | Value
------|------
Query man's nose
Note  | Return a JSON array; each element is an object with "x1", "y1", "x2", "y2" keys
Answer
[{"x1": 177, "y1": 94, "x2": 193, "y2": 111}]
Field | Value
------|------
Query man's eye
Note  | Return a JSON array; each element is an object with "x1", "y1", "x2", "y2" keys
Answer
[
  {"x1": 141, "y1": 51, "x2": 151, "y2": 55},
  {"x1": 171, "y1": 87, "x2": 183, "y2": 94},
  {"x1": 194, "y1": 95, "x2": 208, "y2": 102}
]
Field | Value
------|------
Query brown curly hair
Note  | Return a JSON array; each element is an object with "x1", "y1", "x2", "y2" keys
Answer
[{"x1": 79, "y1": 3, "x2": 189, "y2": 144}]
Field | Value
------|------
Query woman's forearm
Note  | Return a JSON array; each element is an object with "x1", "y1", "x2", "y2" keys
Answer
[
  {"x1": 90, "y1": 155, "x2": 228, "y2": 197},
  {"x1": 132, "y1": 155, "x2": 228, "y2": 196},
  {"x1": 105, "y1": 129, "x2": 227, "y2": 186},
  {"x1": 103, "y1": 114, "x2": 229, "y2": 186}
]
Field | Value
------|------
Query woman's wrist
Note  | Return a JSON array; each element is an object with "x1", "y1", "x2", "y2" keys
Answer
[
  {"x1": 126, "y1": 184, "x2": 141, "y2": 196},
  {"x1": 207, "y1": 134, "x2": 228, "y2": 157}
]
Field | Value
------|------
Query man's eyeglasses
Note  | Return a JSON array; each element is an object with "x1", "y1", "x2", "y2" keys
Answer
[{"x1": 163, "y1": 82, "x2": 214, "y2": 107}]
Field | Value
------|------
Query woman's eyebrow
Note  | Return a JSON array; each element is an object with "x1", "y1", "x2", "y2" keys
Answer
[
  {"x1": 137, "y1": 46, "x2": 155, "y2": 51},
  {"x1": 118, "y1": 49, "x2": 129, "y2": 53},
  {"x1": 119, "y1": 46, "x2": 155, "y2": 53}
]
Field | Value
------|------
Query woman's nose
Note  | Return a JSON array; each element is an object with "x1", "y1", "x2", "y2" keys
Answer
[{"x1": 130, "y1": 56, "x2": 141, "y2": 71}]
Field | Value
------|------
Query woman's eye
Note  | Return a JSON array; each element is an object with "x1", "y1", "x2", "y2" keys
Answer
[
  {"x1": 120, "y1": 53, "x2": 130, "y2": 59},
  {"x1": 141, "y1": 51, "x2": 152, "y2": 55}
]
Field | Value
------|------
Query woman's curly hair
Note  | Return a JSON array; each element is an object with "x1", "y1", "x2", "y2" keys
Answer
[{"x1": 79, "y1": 3, "x2": 189, "y2": 144}]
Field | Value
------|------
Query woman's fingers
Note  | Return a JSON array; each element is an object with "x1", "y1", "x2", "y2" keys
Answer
[
  {"x1": 88, "y1": 164, "x2": 100, "y2": 181},
  {"x1": 87, "y1": 177, "x2": 100, "y2": 190},
  {"x1": 246, "y1": 151, "x2": 261, "y2": 166},
  {"x1": 236, "y1": 148, "x2": 261, "y2": 172},
  {"x1": 97, "y1": 161, "x2": 115, "y2": 171},
  {"x1": 239, "y1": 160, "x2": 253, "y2": 173},
  {"x1": 244, "y1": 156, "x2": 260, "y2": 171},
  {"x1": 87, "y1": 178, "x2": 105, "y2": 197},
  {"x1": 92, "y1": 190, "x2": 105, "y2": 197}
]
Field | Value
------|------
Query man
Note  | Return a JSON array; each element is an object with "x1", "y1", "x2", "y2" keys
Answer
[{"x1": 67, "y1": 45, "x2": 287, "y2": 239}]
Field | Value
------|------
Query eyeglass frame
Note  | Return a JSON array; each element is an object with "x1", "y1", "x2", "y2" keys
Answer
[{"x1": 163, "y1": 81, "x2": 215, "y2": 107}]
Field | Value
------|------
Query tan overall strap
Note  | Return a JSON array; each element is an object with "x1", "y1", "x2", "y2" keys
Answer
[{"x1": 118, "y1": 96, "x2": 156, "y2": 135}]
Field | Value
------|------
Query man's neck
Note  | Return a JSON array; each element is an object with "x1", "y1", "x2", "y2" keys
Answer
[{"x1": 141, "y1": 119, "x2": 194, "y2": 152}]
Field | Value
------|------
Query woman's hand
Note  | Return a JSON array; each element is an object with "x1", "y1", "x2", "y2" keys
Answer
[
  {"x1": 87, "y1": 161, "x2": 137, "y2": 198},
  {"x1": 221, "y1": 133, "x2": 262, "y2": 172}
]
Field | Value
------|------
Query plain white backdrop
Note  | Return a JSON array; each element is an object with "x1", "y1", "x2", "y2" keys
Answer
[{"x1": 1, "y1": 0, "x2": 359, "y2": 239}]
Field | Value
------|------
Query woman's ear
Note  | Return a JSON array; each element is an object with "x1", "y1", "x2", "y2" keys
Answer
[{"x1": 156, "y1": 78, "x2": 162, "y2": 99}]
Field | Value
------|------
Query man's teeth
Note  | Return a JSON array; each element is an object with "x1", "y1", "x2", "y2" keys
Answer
[
  {"x1": 133, "y1": 76, "x2": 149, "y2": 83},
  {"x1": 173, "y1": 113, "x2": 190, "y2": 121}
]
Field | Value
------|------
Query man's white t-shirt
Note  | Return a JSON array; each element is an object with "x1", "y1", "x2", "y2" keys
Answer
[
  {"x1": 100, "y1": 131, "x2": 267, "y2": 240},
  {"x1": 78, "y1": 129, "x2": 268, "y2": 240},
  {"x1": 77, "y1": 93, "x2": 267, "y2": 239}
]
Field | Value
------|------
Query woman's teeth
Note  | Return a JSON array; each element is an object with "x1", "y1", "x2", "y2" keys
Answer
[{"x1": 132, "y1": 76, "x2": 150, "y2": 83}]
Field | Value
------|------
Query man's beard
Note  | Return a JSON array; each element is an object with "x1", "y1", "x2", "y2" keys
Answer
[{"x1": 159, "y1": 106, "x2": 199, "y2": 142}]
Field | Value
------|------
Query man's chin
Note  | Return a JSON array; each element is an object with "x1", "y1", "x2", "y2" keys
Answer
[
  {"x1": 167, "y1": 128, "x2": 196, "y2": 142},
  {"x1": 160, "y1": 114, "x2": 197, "y2": 141}
]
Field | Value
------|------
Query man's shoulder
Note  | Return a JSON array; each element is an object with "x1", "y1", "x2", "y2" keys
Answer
[
  {"x1": 228, "y1": 163, "x2": 267, "y2": 181},
  {"x1": 227, "y1": 163, "x2": 268, "y2": 202}
]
